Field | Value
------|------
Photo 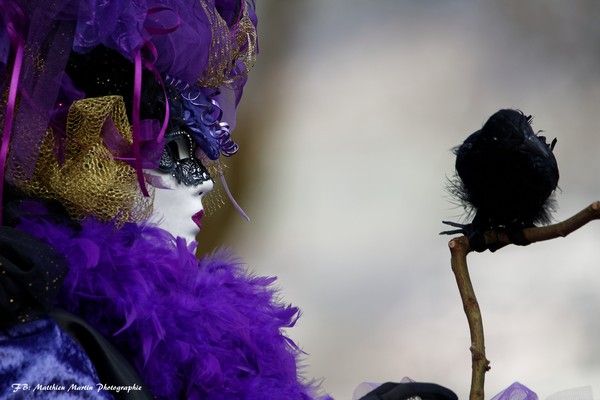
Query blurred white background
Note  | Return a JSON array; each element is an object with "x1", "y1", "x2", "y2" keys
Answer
[{"x1": 202, "y1": 1, "x2": 600, "y2": 399}]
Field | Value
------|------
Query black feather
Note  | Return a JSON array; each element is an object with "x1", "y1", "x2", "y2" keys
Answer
[{"x1": 442, "y1": 109, "x2": 559, "y2": 251}]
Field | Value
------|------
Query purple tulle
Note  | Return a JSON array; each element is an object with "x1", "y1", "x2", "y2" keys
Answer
[
  {"x1": 6, "y1": 0, "x2": 77, "y2": 184},
  {"x1": 16, "y1": 204, "x2": 324, "y2": 399},
  {"x1": 491, "y1": 382, "x2": 538, "y2": 400}
]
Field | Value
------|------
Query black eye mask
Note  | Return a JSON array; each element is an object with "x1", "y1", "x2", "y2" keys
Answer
[{"x1": 158, "y1": 130, "x2": 212, "y2": 187}]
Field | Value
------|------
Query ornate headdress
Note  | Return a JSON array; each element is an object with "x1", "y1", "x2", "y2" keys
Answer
[{"x1": 0, "y1": 0, "x2": 258, "y2": 224}]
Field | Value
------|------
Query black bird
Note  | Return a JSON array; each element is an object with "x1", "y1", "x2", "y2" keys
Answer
[{"x1": 442, "y1": 109, "x2": 559, "y2": 252}]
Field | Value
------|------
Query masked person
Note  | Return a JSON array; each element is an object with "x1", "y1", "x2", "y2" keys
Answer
[{"x1": 0, "y1": 1, "x2": 326, "y2": 399}]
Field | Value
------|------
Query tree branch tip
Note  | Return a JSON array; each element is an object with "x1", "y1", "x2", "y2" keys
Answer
[
  {"x1": 592, "y1": 201, "x2": 600, "y2": 211},
  {"x1": 448, "y1": 236, "x2": 470, "y2": 249}
]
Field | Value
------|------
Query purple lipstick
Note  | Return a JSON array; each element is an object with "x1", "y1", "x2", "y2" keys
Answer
[{"x1": 192, "y1": 210, "x2": 205, "y2": 229}]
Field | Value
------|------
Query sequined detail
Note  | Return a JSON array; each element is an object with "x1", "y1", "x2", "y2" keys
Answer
[
  {"x1": 173, "y1": 157, "x2": 211, "y2": 186},
  {"x1": 159, "y1": 130, "x2": 212, "y2": 187}
]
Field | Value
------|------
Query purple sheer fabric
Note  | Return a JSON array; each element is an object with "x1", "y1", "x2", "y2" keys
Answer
[
  {"x1": 6, "y1": 0, "x2": 77, "y2": 184},
  {"x1": 491, "y1": 382, "x2": 539, "y2": 400},
  {"x1": 73, "y1": 0, "x2": 148, "y2": 58}
]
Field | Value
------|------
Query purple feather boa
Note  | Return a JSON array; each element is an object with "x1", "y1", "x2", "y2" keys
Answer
[{"x1": 15, "y1": 203, "x2": 326, "y2": 399}]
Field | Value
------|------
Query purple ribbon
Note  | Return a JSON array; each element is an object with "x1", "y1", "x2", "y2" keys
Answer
[
  {"x1": 132, "y1": 50, "x2": 149, "y2": 196},
  {"x1": 130, "y1": 7, "x2": 181, "y2": 197},
  {"x1": 0, "y1": 1, "x2": 26, "y2": 225},
  {"x1": 216, "y1": 160, "x2": 249, "y2": 221},
  {"x1": 231, "y1": 0, "x2": 247, "y2": 35}
]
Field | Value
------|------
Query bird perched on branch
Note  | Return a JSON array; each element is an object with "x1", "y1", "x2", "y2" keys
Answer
[{"x1": 442, "y1": 109, "x2": 559, "y2": 252}]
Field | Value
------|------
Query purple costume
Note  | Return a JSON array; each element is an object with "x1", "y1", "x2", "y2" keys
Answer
[{"x1": 0, "y1": 1, "x2": 327, "y2": 398}]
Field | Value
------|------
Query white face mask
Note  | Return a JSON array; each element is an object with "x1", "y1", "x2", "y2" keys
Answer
[{"x1": 145, "y1": 132, "x2": 214, "y2": 243}]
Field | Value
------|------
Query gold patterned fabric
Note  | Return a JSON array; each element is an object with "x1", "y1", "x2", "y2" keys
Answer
[
  {"x1": 17, "y1": 96, "x2": 154, "y2": 224},
  {"x1": 198, "y1": 2, "x2": 258, "y2": 88}
]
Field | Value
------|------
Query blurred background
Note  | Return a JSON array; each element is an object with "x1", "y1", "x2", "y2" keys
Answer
[{"x1": 198, "y1": 1, "x2": 600, "y2": 399}]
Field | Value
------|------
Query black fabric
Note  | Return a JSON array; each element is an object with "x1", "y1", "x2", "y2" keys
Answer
[
  {"x1": 0, "y1": 226, "x2": 68, "y2": 327},
  {"x1": 50, "y1": 308, "x2": 154, "y2": 400},
  {"x1": 3, "y1": 188, "x2": 81, "y2": 231},
  {"x1": 359, "y1": 382, "x2": 458, "y2": 400}
]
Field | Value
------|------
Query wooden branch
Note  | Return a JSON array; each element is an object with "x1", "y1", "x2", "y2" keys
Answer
[
  {"x1": 483, "y1": 201, "x2": 600, "y2": 248},
  {"x1": 449, "y1": 201, "x2": 600, "y2": 400},
  {"x1": 449, "y1": 236, "x2": 489, "y2": 400}
]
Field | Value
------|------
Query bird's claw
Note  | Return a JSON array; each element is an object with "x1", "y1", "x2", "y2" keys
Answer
[
  {"x1": 505, "y1": 225, "x2": 531, "y2": 247},
  {"x1": 440, "y1": 221, "x2": 531, "y2": 252},
  {"x1": 440, "y1": 221, "x2": 488, "y2": 252},
  {"x1": 440, "y1": 220, "x2": 468, "y2": 235}
]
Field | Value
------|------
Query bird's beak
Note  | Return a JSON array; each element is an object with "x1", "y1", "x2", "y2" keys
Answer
[{"x1": 524, "y1": 136, "x2": 552, "y2": 158}]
